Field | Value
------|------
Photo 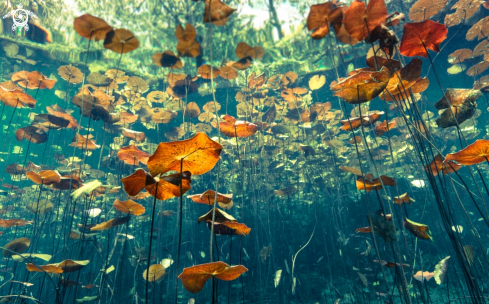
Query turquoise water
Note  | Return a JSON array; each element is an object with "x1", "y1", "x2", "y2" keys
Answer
[{"x1": 0, "y1": 0, "x2": 489, "y2": 303}]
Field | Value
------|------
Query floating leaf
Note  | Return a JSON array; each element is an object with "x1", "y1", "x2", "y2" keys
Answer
[
  {"x1": 26, "y1": 170, "x2": 61, "y2": 185},
  {"x1": 175, "y1": 23, "x2": 197, "y2": 42},
  {"x1": 207, "y1": 221, "x2": 251, "y2": 236},
  {"x1": 375, "y1": 119, "x2": 396, "y2": 136},
  {"x1": 26, "y1": 263, "x2": 63, "y2": 274},
  {"x1": 343, "y1": 0, "x2": 387, "y2": 42},
  {"x1": 306, "y1": 2, "x2": 335, "y2": 39},
  {"x1": 393, "y1": 193, "x2": 415, "y2": 205},
  {"x1": 26, "y1": 200, "x2": 53, "y2": 214},
  {"x1": 367, "y1": 210, "x2": 397, "y2": 243},
  {"x1": 58, "y1": 66, "x2": 83, "y2": 84},
  {"x1": 404, "y1": 218, "x2": 432, "y2": 241},
  {"x1": 0, "y1": 91, "x2": 37, "y2": 108},
  {"x1": 464, "y1": 245, "x2": 475, "y2": 265},
  {"x1": 118, "y1": 144, "x2": 150, "y2": 165},
  {"x1": 113, "y1": 199, "x2": 145, "y2": 216},
  {"x1": 274, "y1": 186, "x2": 296, "y2": 196},
  {"x1": 104, "y1": 29, "x2": 139, "y2": 54},
  {"x1": 274, "y1": 270, "x2": 282, "y2": 288},
  {"x1": 466, "y1": 17, "x2": 489, "y2": 41},
  {"x1": 53, "y1": 260, "x2": 90, "y2": 273},
  {"x1": 198, "y1": 208, "x2": 236, "y2": 224},
  {"x1": 355, "y1": 226, "x2": 372, "y2": 233},
  {"x1": 177, "y1": 39, "x2": 201, "y2": 58},
  {"x1": 15, "y1": 126, "x2": 47, "y2": 144},
  {"x1": 69, "y1": 134, "x2": 100, "y2": 150},
  {"x1": 235, "y1": 42, "x2": 265, "y2": 60},
  {"x1": 339, "y1": 166, "x2": 362, "y2": 176},
  {"x1": 219, "y1": 115, "x2": 258, "y2": 138},
  {"x1": 74, "y1": 14, "x2": 113, "y2": 41},
  {"x1": 399, "y1": 20, "x2": 447, "y2": 58},
  {"x1": 434, "y1": 256, "x2": 450, "y2": 284},
  {"x1": 184, "y1": 102, "x2": 201, "y2": 118},
  {"x1": 357, "y1": 175, "x2": 395, "y2": 192},
  {"x1": 330, "y1": 67, "x2": 390, "y2": 104},
  {"x1": 260, "y1": 246, "x2": 272, "y2": 262},
  {"x1": 197, "y1": 65, "x2": 220, "y2": 79},
  {"x1": 12, "y1": 253, "x2": 52, "y2": 262},
  {"x1": 308, "y1": 75, "x2": 326, "y2": 90},
  {"x1": 148, "y1": 133, "x2": 222, "y2": 176},
  {"x1": 219, "y1": 67, "x2": 238, "y2": 80},
  {"x1": 143, "y1": 264, "x2": 165, "y2": 282},
  {"x1": 122, "y1": 128, "x2": 146, "y2": 142},
  {"x1": 444, "y1": 0, "x2": 483, "y2": 27},
  {"x1": 144, "y1": 172, "x2": 192, "y2": 201},
  {"x1": 445, "y1": 139, "x2": 489, "y2": 165},
  {"x1": 384, "y1": 58, "x2": 422, "y2": 95},
  {"x1": 409, "y1": 0, "x2": 448, "y2": 22},
  {"x1": 426, "y1": 154, "x2": 463, "y2": 177},
  {"x1": 0, "y1": 219, "x2": 32, "y2": 228},
  {"x1": 357, "y1": 272, "x2": 368, "y2": 287},
  {"x1": 188, "y1": 190, "x2": 233, "y2": 205},
  {"x1": 121, "y1": 169, "x2": 157, "y2": 196},
  {"x1": 3, "y1": 237, "x2": 30, "y2": 257},
  {"x1": 413, "y1": 271, "x2": 434, "y2": 282},
  {"x1": 178, "y1": 261, "x2": 247, "y2": 293},
  {"x1": 91, "y1": 216, "x2": 131, "y2": 231},
  {"x1": 203, "y1": 0, "x2": 236, "y2": 23}
]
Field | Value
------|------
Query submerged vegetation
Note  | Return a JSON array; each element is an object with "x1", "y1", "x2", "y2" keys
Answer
[{"x1": 2, "y1": 0, "x2": 489, "y2": 303}]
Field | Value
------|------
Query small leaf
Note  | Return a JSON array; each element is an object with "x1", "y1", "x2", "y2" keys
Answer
[
  {"x1": 404, "y1": 218, "x2": 432, "y2": 241},
  {"x1": 434, "y1": 256, "x2": 450, "y2": 284},
  {"x1": 308, "y1": 75, "x2": 326, "y2": 90},
  {"x1": 143, "y1": 264, "x2": 166, "y2": 282}
]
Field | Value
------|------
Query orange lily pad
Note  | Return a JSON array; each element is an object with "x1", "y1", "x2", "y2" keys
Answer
[
  {"x1": 219, "y1": 115, "x2": 258, "y2": 138},
  {"x1": 118, "y1": 144, "x2": 150, "y2": 165},
  {"x1": 404, "y1": 218, "x2": 432, "y2": 241},
  {"x1": 26, "y1": 170, "x2": 61, "y2": 185},
  {"x1": 188, "y1": 190, "x2": 233, "y2": 205},
  {"x1": 306, "y1": 2, "x2": 335, "y2": 39},
  {"x1": 355, "y1": 226, "x2": 373, "y2": 233},
  {"x1": 444, "y1": 139, "x2": 489, "y2": 165},
  {"x1": 0, "y1": 219, "x2": 32, "y2": 228},
  {"x1": 121, "y1": 169, "x2": 157, "y2": 196},
  {"x1": 148, "y1": 132, "x2": 222, "y2": 176},
  {"x1": 26, "y1": 263, "x2": 63, "y2": 274},
  {"x1": 426, "y1": 154, "x2": 462, "y2": 176},
  {"x1": 375, "y1": 119, "x2": 396, "y2": 136},
  {"x1": 393, "y1": 193, "x2": 415, "y2": 205},
  {"x1": 343, "y1": 0, "x2": 387, "y2": 42},
  {"x1": 91, "y1": 216, "x2": 131, "y2": 231},
  {"x1": 113, "y1": 199, "x2": 145, "y2": 216},
  {"x1": 330, "y1": 67, "x2": 390, "y2": 104},
  {"x1": 144, "y1": 172, "x2": 192, "y2": 201},
  {"x1": 399, "y1": 20, "x2": 447, "y2": 58},
  {"x1": 178, "y1": 261, "x2": 247, "y2": 293}
]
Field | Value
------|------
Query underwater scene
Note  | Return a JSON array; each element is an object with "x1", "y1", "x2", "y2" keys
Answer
[{"x1": 2, "y1": 0, "x2": 489, "y2": 303}]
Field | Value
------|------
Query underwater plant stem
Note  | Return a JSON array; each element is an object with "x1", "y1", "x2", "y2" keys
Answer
[
  {"x1": 97, "y1": 124, "x2": 108, "y2": 170},
  {"x1": 425, "y1": 49, "x2": 468, "y2": 148},
  {"x1": 175, "y1": 159, "x2": 184, "y2": 304},
  {"x1": 209, "y1": 154, "x2": 221, "y2": 304},
  {"x1": 34, "y1": 80, "x2": 42, "y2": 99},
  {"x1": 63, "y1": 77, "x2": 71, "y2": 105},
  {"x1": 0, "y1": 99, "x2": 19, "y2": 163},
  {"x1": 291, "y1": 225, "x2": 315, "y2": 279},
  {"x1": 145, "y1": 187, "x2": 158, "y2": 304},
  {"x1": 110, "y1": 47, "x2": 124, "y2": 99},
  {"x1": 31, "y1": 180, "x2": 43, "y2": 239}
]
